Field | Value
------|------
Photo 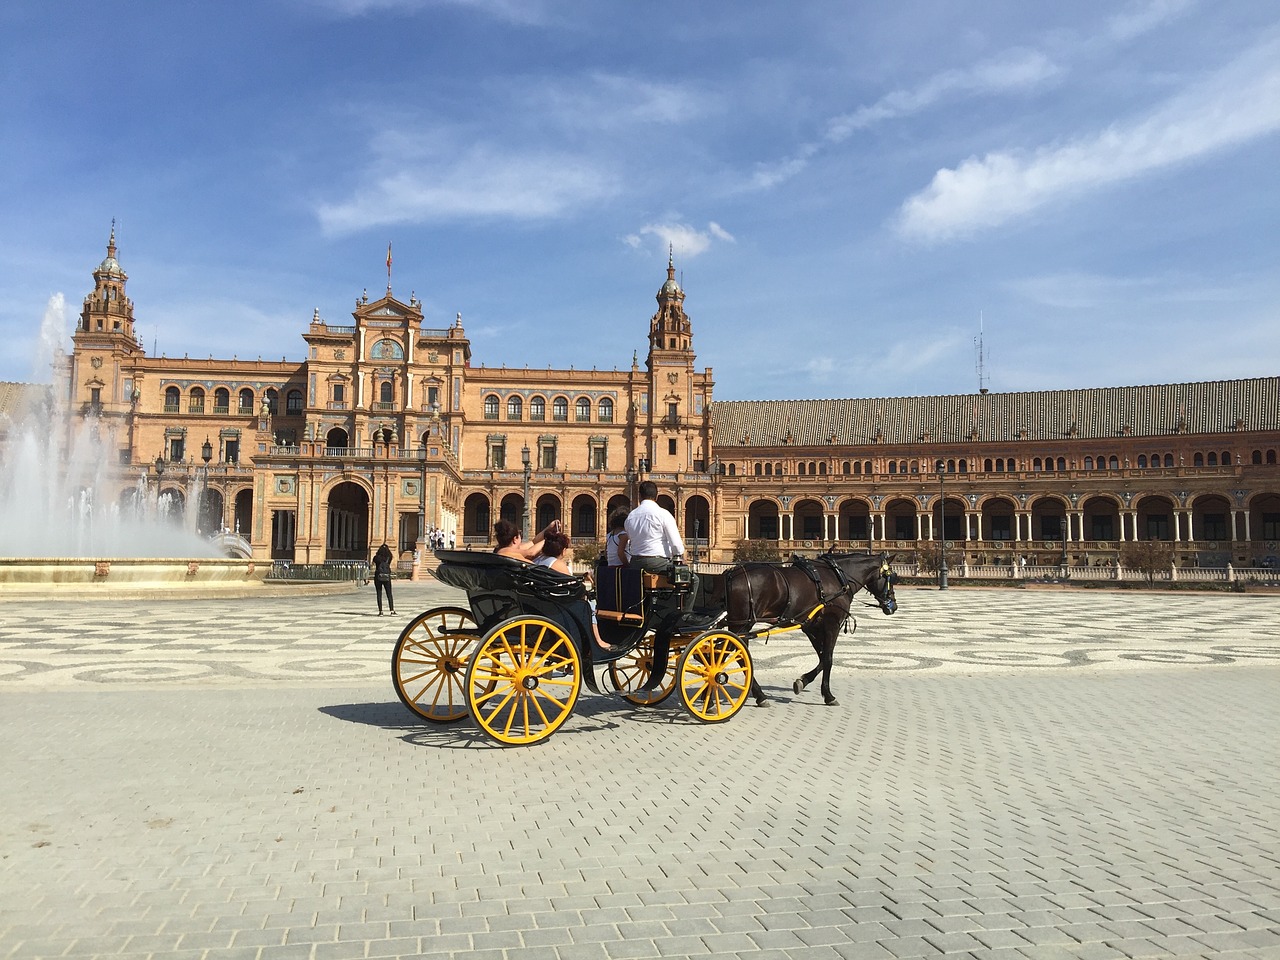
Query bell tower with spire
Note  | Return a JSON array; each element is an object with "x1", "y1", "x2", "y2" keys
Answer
[
  {"x1": 642, "y1": 249, "x2": 714, "y2": 476},
  {"x1": 70, "y1": 223, "x2": 144, "y2": 423}
]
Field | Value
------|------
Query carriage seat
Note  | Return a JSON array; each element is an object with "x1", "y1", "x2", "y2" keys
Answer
[{"x1": 593, "y1": 566, "x2": 646, "y2": 624}]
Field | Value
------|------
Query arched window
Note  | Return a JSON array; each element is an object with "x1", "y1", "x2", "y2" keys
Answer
[
  {"x1": 214, "y1": 387, "x2": 229, "y2": 412},
  {"x1": 189, "y1": 387, "x2": 205, "y2": 413},
  {"x1": 286, "y1": 390, "x2": 303, "y2": 415},
  {"x1": 1221, "y1": 450, "x2": 1230, "y2": 464},
  {"x1": 764, "y1": 463, "x2": 773, "y2": 476},
  {"x1": 888, "y1": 462, "x2": 897, "y2": 475},
  {"x1": 1194, "y1": 453, "x2": 1204, "y2": 466},
  {"x1": 1164, "y1": 454, "x2": 1174, "y2": 467},
  {"x1": 1084, "y1": 457, "x2": 1094, "y2": 470},
  {"x1": 1207, "y1": 452, "x2": 1217, "y2": 466},
  {"x1": 1108, "y1": 456, "x2": 1118, "y2": 469},
  {"x1": 957, "y1": 460, "x2": 967, "y2": 474},
  {"x1": 238, "y1": 388, "x2": 255, "y2": 413},
  {"x1": 864, "y1": 461, "x2": 873, "y2": 474},
  {"x1": 1056, "y1": 457, "x2": 1066, "y2": 471},
  {"x1": 530, "y1": 396, "x2": 546, "y2": 421},
  {"x1": 165, "y1": 386, "x2": 180, "y2": 411},
  {"x1": 984, "y1": 459, "x2": 993, "y2": 472},
  {"x1": 995, "y1": 458, "x2": 1005, "y2": 473},
  {"x1": 818, "y1": 462, "x2": 827, "y2": 475},
  {"x1": 552, "y1": 396, "x2": 569, "y2": 421},
  {"x1": 754, "y1": 463, "x2": 762, "y2": 476},
  {"x1": 727, "y1": 463, "x2": 736, "y2": 476},
  {"x1": 843, "y1": 461, "x2": 851, "y2": 475},
  {"x1": 1138, "y1": 455, "x2": 1148, "y2": 468},
  {"x1": 483, "y1": 395, "x2": 499, "y2": 419},
  {"x1": 506, "y1": 396, "x2": 522, "y2": 420},
  {"x1": 598, "y1": 397, "x2": 614, "y2": 422},
  {"x1": 379, "y1": 381, "x2": 394, "y2": 404},
  {"x1": 575, "y1": 397, "x2": 591, "y2": 422},
  {"x1": 1268, "y1": 450, "x2": 1278, "y2": 465},
  {"x1": 1033, "y1": 458, "x2": 1042, "y2": 471}
]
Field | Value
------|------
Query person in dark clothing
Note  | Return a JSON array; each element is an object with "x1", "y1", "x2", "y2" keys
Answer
[{"x1": 372, "y1": 543, "x2": 396, "y2": 616}]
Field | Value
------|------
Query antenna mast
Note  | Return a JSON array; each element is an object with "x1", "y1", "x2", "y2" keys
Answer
[{"x1": 975, "y1": 312, "x2": 988, "y2": 394}]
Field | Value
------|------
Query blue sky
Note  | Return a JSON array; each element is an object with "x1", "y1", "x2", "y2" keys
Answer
[{"x1": 2, "y1": 0, "x2": 1278, "y2": 400}]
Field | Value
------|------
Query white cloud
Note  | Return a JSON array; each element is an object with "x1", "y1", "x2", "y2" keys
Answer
[
  {"x1": 1006, "y1": 271, "x2": 1254, "y2": 310},
  {"x1": 316, "y1": 148, "x2": 616, "y2": 234},
  {"x1": 622, "y1": 221, "x2": 734, "y2": 258},
  {"x1": 896, "y1": 36, "x2": 1280, "y2": 242},
  {"x1": 749, "y1": 49, "x2": 1061, "y2": 191}
]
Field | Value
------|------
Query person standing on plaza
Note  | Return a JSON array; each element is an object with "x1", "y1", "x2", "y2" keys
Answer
[
  {"x1": 625, "y1": 481, "x2": 697, "y2": 611},
  {"x1": 372, "y1": 543, "x2": 396, "y2": 616}
]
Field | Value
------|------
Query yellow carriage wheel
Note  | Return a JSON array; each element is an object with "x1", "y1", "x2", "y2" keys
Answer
[
  {"x1": 675, "y1": 631, "x2": 753, "y2": 723},
  {"x1": 391, "y1": 606, "x2": 477, "y2": 723},
  {"x1": 465, "y1": 616, "x2": 581, "y2": 746},
  {"x1": 607, "y1": 633, "x2": 677, "y2": 705}
]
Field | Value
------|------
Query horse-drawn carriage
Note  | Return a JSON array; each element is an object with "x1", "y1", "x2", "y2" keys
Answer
[{"x1": 391, "y1": 549, "x2": 898, "y2": 746}]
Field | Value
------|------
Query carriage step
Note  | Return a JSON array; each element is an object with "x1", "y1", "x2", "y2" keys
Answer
[{"x1": 676, "y1": 610, "x2": 728, "y2": 632}]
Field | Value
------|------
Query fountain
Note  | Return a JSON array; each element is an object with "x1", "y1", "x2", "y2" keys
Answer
[{"x1": 0, "y1": 296, "x2": 266, "y2": 594}]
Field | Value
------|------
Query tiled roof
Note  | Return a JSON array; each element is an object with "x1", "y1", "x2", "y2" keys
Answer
[{"x1": 711, "y1": 377, "x2": 1280, "y2": 447}]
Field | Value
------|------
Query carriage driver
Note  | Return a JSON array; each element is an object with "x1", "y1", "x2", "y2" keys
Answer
[{"x1": 625, "y1": 480, "x2": 699, "y2": 613}]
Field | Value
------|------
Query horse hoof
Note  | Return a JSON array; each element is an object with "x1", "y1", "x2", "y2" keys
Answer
[
  {"x1": 792, "y1": 679, "x2": 804, "y2": 695},
  {"x1": 824, "y1": 698, "x2": 840, "y2": 707}
]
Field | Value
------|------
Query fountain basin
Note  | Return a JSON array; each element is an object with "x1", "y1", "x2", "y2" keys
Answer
[{"x1": 0, "y1": 557, "x2": 332, "y2": 601}]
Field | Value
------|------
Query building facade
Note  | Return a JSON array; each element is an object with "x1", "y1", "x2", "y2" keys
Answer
[{"x1": 55, "y1": 231, "x2": 1280, "y2": 570}]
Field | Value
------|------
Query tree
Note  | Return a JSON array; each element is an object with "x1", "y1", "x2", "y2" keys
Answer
[
  {"x1": 915, "y1": 540, "x2": 959, "y2": 574},
  {"x1": 733, "y1": 539, "x2": 781, "y2": 562},
  {"x1": 1120, "y1": 540, "x2": 1174, "y2": 584}
]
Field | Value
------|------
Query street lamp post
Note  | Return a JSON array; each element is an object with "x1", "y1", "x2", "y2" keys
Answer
[
  {"x1": 199, "y1": 438, "x2": 213, "y2": 534},
  {"x1": 521, "y1": 444, "x2": 532, "y2": 540},
  {"x1": 936, "y1": 459, "x2": 948, "y2": 590}
]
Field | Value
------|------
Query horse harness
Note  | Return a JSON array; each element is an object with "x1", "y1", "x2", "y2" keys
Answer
[{"x1": 729, "y1": 555, "x2": 868, "y2": 638}]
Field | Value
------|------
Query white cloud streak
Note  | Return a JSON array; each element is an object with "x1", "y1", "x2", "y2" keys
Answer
[
  {"x1": 298, "y1": 0, "x2": 550, "y2": 25},
  {"x1": 749, "y1": 49, "x2": 1061, "y2": 191},
  {"x1": 896, "y1": 36, "x2": 1280, "y2": 242},
  {"x1": 1105, "y1": 0, "x2": 1196, "y2": 42},
  {"x1": 317, "y1": 148, "x2": 615, "y2": 234}
]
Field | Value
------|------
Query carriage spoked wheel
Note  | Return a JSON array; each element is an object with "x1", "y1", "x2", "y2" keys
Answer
[
  {"x1": 675, "y1": 631, "x2": 753, "y2": 723},
  {"x1": 391, "y1": 605, "x2": 478, "y2": 723},
  {"x1": 465, "y1": 615, "x2": 582, "y2": 746},
  {"x1": 607, "y1": 633, "x2": 677, "y2": 705}
]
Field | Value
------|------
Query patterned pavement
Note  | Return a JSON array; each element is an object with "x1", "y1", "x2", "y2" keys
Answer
[
  {"x1": 2, "y1": 583, "x2": 1279, "y2": 960},
  {"x1": 1, "y1": 581, "x2": 1278, "y2": 689}
]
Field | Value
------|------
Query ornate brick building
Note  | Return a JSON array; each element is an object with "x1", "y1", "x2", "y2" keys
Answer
[{"x1": 54, "y1": 231, "x2": 1280, "y2": 570}]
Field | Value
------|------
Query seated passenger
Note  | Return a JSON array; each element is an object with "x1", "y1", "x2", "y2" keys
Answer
[
  {"x1": 493, "y1": 518, "x2": 557, "y2": 562},
  {"x1": 535, "y1": 530, "x2": 616, "y2": 655}
]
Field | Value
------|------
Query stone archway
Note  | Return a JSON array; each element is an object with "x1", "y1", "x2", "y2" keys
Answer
[
  {"x1": 838, "y1": 498, "x2": 871, "y2": 543},
  {"x1": 684, "y1": 495, "x2": 710, "y2": 544},
  {"x1": 571, "y1": 494, "x2": 598, "y2": 539},
  {"x1": 792, "y1": 498, "x2": 825, "y2": 543},
  {"x1": 326, "y1": 481, "x2": 370, "y2": 560},
  {"x1": 463, "y1": 492, "x2": 491, "y2": 540},
  {"x1": 536, "y1": 494, "x2": 562, "y2": 533}
]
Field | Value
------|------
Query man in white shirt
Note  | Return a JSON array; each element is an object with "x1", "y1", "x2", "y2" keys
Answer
[{"x1": 626, "y1": 480, "x2": 698, "y2": 612}]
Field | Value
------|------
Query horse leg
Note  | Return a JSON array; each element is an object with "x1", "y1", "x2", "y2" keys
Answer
[
  {"x1": 818, "y1": 628, "x2": 839, "y2": 706},
  {"x1": 792, "y1": 625, "x2": 825, "y2": 696}
]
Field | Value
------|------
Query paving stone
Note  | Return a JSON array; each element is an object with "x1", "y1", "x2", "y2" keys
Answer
[{"x1": 2, "y1": 586, "x2": 1278, "y2": 960}]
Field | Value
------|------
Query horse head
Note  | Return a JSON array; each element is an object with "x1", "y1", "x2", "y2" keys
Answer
[{"x1": 863, "y1": 554, "x2": 898, "y2": 615}]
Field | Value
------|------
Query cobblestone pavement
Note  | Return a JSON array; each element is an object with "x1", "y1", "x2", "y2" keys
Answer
[{"x1": 2, "y1": 584, "x2": 1278, "y2": 959}]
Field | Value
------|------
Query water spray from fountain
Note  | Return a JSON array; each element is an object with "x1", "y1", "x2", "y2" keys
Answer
[{"x1": 0, "y1": 295, "x2": 218, "y2": 559}]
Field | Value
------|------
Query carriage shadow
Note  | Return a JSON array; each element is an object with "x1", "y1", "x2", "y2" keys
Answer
[{"x1": 319, "y1": 696, "x2": 633, "y2": 749}]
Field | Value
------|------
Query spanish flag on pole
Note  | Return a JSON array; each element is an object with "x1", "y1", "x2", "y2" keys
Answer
[{"x1": 386, "y1": 242, "x2": 393, "y2": 284}]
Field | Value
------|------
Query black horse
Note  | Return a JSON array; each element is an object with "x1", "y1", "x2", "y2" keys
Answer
[{"x1": 723, "y1": 552, "x2": 897, "y2": 706}]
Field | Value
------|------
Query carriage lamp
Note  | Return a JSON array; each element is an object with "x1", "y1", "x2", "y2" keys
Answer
[{"x1": 202, "y1": 438, "x2": 213, "y2": 464}]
